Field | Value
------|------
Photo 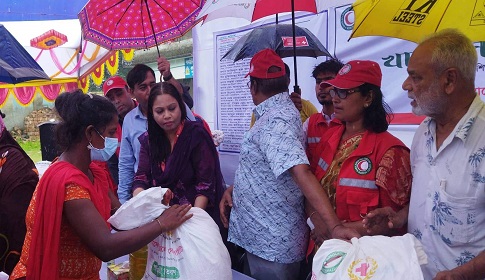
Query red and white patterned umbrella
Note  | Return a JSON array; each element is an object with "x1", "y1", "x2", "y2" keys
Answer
[{"x1": 78, "y1": 0, "x2": 204, "y2": 55}]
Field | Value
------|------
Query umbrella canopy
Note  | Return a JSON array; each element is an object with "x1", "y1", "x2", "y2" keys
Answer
[
  {"x1": 79, "y1": 0, "x2": 204, "y2": 55},
  {"x1": 197, "y1": 0, "x2": 323, "y2": 92},
  {"x1": 350, "y1": 0, "x2": 485, "y2": 43},
  {"x1": 222, "y1": 24, "x2": 332, "y2": 61},
  {"x1": 196, "y1": 0, "x2": 318, "y2": 23},
  {"x1": 0, "y1": 24, "x2": 50, "y2": 84}
]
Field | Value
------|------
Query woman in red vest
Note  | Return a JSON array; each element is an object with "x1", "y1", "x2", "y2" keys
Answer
[{"x1": 309, "y1": 60, "x2": 412, "y2": 248}]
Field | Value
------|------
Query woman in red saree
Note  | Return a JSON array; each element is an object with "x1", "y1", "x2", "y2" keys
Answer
[{"x1": 10, "y1": 90, "x2": 192, "y2": 280}]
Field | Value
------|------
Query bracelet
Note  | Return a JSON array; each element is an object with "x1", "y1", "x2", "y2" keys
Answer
[
  {"x1": 155, "y1": 217, "x2": 164, "y2": 233},
  {"x1": 162, "y1": 72, "x2": 173, "y2": 81},
  {"x1": 309, "y1": 211, "x2": 317, "y2": 221}
]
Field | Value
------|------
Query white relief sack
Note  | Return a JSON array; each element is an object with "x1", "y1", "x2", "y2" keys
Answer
[
  {"x1": 311, "y1": 234, "x2": 427, "y2": 280},
  {"x1": 108, "y1": 188, "x2": 232, "y2": 280}
]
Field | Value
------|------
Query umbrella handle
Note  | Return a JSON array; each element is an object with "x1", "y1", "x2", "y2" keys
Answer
[{"x1": 291, "y1": 0, "x2": 298, "y2": 88}]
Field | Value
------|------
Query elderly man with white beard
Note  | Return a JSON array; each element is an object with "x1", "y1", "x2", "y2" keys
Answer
[{"x1": 363, "y1": 29, "x2": 485, "y2": 280}]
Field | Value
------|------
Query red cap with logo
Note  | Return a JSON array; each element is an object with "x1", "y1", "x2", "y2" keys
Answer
[
  {"x1": 320, "y1": 60, "x2": 382, "y2": 89},
  {"x1": 245, "y1": 48, "x2": 286, "y2": 79},
  {"x1": 103, "y1": 76, "x2": 128, "y2": 96}
]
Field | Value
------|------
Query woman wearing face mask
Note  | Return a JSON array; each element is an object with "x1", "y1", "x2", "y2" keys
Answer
[
  {"x1": 10, "y1": 90, "x2": 192, "y2": 280},
  {"x1": 133, "y1": 82, "x2": 225, "y2": 229}
]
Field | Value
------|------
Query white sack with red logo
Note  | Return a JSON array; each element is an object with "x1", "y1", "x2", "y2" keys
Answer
[
  {"x1": 311, "y1": 234, "x2": 427, "y2": 280},
  {"x1": 108, "y1": 188, "x2": 232, "y2": 280}
]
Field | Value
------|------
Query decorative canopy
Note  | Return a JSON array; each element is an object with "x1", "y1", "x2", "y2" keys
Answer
[{"x1": 30, "y1": 29, "x2": 68, "y2": 50}]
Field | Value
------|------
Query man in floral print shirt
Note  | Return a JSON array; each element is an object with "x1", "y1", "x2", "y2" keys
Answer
[
  {"x1": 220, "y1": 49, "x2": 359, "y2": 280},
  {"x1": 363, "y1": 29, "x2": 485, "y2": 279}
]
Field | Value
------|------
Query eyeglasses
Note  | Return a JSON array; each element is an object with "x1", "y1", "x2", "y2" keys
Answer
[
  {"x1": 328, "y1": 88, "x2": 360, "y2": 99},
  {"x1": 246, "y1": 81, "x2": 251, "y2": 89}
]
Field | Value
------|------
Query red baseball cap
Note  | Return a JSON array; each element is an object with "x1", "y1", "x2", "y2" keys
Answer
[
  {"x1": 320, "y1": 60, "x2": 382, "y2": 89},
  {"x1": 245, "y1": 49, "x2": 286, "y2": 79},
  {"x1": 103, "y1": 76, "x2": 128, "y2": 96}
]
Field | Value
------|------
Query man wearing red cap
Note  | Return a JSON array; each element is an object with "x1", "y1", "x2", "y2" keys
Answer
[
  {"x1": 103, "y1": 76, "x2": 137, "y2": 120},
  {"x1": 219, "y1": 49, "x2": 359, "y2": 280},
  {"x1": 102, "y1": 76, "x2": 137, "y2": 189}
]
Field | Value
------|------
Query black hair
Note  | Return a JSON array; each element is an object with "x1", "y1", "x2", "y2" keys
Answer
[
  {"x1": 359, "y1": 83, "x2": 393, "y2": 133},
  {"x1": 0, "y1": 110, "x2": 5, "y2": 119},
  {"x1": 284, "y1": 63, "x2": 291, "y2": 78},
  {"x1": 312, "y1": 59, "x2": 344, "y2": 78},
  {"x1": 54, "y1": 90, "x2": 117, "y2": 150},
  {"x1": 126, "y1": 64, "x2": 156, "y2": 89},
  {"x1": 250, "y1": 65, "x2": 288, "y2": 95},
  {"x1": 147, "y1": 82, "x2": 187, "y2": 164}
]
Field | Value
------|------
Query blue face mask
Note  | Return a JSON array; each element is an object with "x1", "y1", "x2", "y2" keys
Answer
[{"x1": 88, "y1": 130, "x2": 118, "y2": 162}]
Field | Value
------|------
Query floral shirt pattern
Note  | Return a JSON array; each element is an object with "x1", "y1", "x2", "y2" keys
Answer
[
  {"x1": 408, "y1": 95, "x2": 485, "y2": 279},
  {"x1": 228, "y1": 93, "x2": 309, "y2": 263}
]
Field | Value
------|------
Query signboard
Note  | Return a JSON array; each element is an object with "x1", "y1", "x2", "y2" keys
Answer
[{"x1": 185, "y1": 57, "x2": 193, "y2": 78}]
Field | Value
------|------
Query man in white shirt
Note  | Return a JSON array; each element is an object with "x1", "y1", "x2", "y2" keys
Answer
[{"x1": 363, "y1": 29, "x2": 485, "y2": 279}]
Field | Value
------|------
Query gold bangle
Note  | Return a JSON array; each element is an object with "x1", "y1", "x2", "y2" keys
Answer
[
  {"x1": 155, "y1": 217, "x2": 164, "y2": 233},
  {"x1": 309, "y1": 211, "x2": 317, "y2": 220}
]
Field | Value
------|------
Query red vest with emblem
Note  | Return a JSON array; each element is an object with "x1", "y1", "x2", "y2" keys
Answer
[
  {"x1": 314, "y1": 124, "x2": 408, "y2": 222},
  {"x1": 306, "y1": 113, "x2": 340, "y2": 172}
]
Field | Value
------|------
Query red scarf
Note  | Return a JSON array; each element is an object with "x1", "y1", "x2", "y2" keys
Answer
[{"x1": 26, "y1": 161, "x2": 111, "y2": 279}]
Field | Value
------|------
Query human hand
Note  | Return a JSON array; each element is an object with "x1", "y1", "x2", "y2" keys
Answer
[
  {"x1": 433, "y1": 270, "x2": 466, "y2": 280},
  {"x1": 309, "y1": 214, "x2": 331, "y2": 246},
  {"x1": 157, "y1": 204, "x2": 192, "y2": 232},
  {"x1": 162, "y1": 189, "x2": 174, "y2": 206},
  {"x1": 157, "y1": 56, "x2": 171, "y2": 78},
  {"x1": 362, "y1": 207, "x2": 405, "y2": 234},
  {"x1": 331, "y1": 224, "x2": 361, "y2": 241},
  {"x1": 219, "y1": 185, "x2": 234, "y2": 228},
  {"x1": 289, "y1": 91, "x2": 302, "y2": 111}
]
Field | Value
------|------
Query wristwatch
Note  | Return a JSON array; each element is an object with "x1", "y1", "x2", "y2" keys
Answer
[{"x1": 162, "y1": 72, "x2": 173, "y2": 81}]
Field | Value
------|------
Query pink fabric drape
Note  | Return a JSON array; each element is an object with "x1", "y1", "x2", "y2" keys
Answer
[
  {"x1": 0, "y1": 88, "x2": 8, "y2": 105},
  {"x1": 13, "y1": 87, "x2": 36, "y2": 105},
  {"x1": 40, "y1": 84, "x2": 61, "y2": 101},
  {"x1": 63, "y1": 82, "x2": 78, "y2": 92}
]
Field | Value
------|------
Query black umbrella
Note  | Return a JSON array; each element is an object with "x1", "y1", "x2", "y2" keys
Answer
[
  {"x1": 222, "y1": 24, "x2": 332, "y2": 92},
  {"x1": 0, "y1": 25, "x2": 50, "y2": 84}
]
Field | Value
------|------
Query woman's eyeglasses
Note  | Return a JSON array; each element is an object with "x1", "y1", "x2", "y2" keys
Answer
[{"x1": 328, "y1": 88, "x2": 360, "y2": 99}]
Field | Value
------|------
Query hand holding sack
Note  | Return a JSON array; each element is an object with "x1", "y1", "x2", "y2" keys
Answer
[
  {"x1": 108, "y1": 188, "x2": 232, "y2": 280},
  {"x1": 312, "y1": 234, "x2": 427, "y2": 280}
]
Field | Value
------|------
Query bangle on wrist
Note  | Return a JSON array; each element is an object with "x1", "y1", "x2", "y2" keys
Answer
[
  {"x1": 162, "y1": 72, "x2": 173, "y2": 81},
  {"x1": 309, "y1": 211, "x2": 317, "y2": 221},
  {"x1": 155, "y1": 217, "x2": 164, "y2": 233}
]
